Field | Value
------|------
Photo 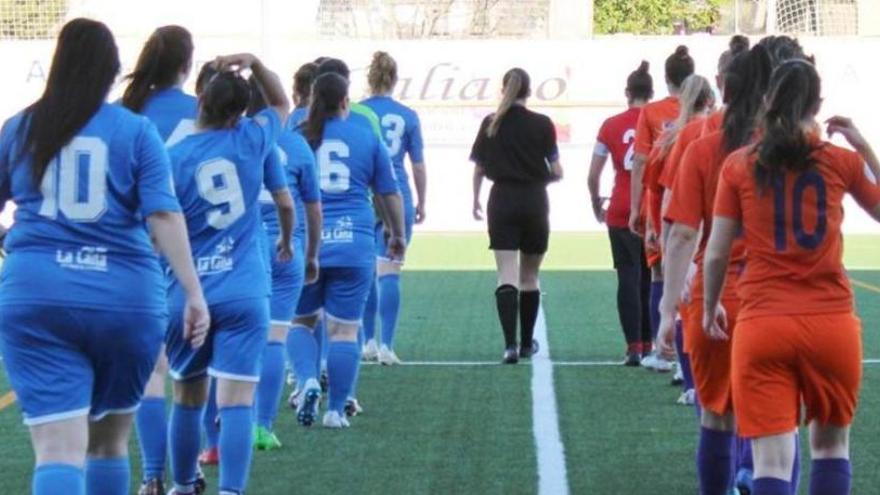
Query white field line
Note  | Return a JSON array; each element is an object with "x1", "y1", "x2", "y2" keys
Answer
[
  {"x1": 531, "y1": 307, "x2": 570, "y2": 495},
  {"x1": 362, "y1": 359, "x2": 880, "y2": 367}
]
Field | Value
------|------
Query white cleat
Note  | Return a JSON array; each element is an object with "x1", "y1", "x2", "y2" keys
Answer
[
  {"x1": 296, "y1": 379, "x2": 321, "y2": 427},
  {"x1": 322, "y1": 410, "x2": 351, "y2": 429},
  {"x1": 677, "y1": 389, "x2": 696, "y2": 406},
  {"x1": 362, "y1": 339, "x2": 379, "y2": 361},
  {"x1": 640, "y1": 352, "x2": 675, "y2": 373},
  {"x1": 377, "y1": 345, "x2": 402, "y2": 366}
]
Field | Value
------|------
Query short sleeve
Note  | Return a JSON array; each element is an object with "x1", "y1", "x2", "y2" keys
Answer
[
  {"x1": 241, "y1": 108, "x2": 282, "y2": 161},
  {"x1": 594, "y1": 120, "x2": 610, "y2": 157},
  {"x1": 713, "y1": 156, "x2": 745, "y2": 221},
  {"x1": 845, "y1": 151, "x2": 880, "y2": 211},
  {"x1": 544, "y1": 117, "x2": 559, "y2": 162},
  {"x1": 633, "y1": 106, "x2": 653, "y2": 156},
  {"x1": 263, "y1": 147, "x2": 287, "y2": 193},
  {"x1": 406, "y1": 112, "x2": 425, "y2": 164},
  {"x1": 371, "y1": 136, "x2": 399, "y2": 195},
  {"x1": 469, "y1": 116, "x2": 491, "y2": 164},
  {"x1": 295, "y1": 140, "x2": 320, "y2": 203},
  {"x1": 135, "y1": 121, "x2": 181, "y2": 217},
  {"x1": 665, "y1": 144, "x2": 706, "y2": 229}
]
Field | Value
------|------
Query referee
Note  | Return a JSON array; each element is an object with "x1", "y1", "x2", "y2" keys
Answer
[{"x1": 470, "y1": 67, "x2": 563, "y2": 364}]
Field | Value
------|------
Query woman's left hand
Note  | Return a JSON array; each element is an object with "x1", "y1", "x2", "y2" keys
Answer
[
  {"x1": 473, "y1": 200, "x2": 484, "y2": 221},
  {"x1": 702, "y1": 304, "x2": 729, "y2": 341}
]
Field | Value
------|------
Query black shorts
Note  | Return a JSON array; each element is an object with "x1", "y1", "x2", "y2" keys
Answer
[
  {"x1": 608, "y1": 226, "x2": 645, "y2": 269},
  {"x1": 487, "y1": 182, "x2": 550, "y2": 255}
]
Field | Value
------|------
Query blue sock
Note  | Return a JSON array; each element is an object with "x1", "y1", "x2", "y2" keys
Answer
[
  {"x1": 792, "y1": 433, "x2": 801, "y2": 494},
  {"x1": 754, "y1": 478, "x2": 791, "y2": 495},
  {"x1": 135, "y1": 397, "x2": 167, "y2": 480},
  {"x1": 316, "y1": 320, "x2": 329, "y2": 374},
  {"x1": 350, "y1": 328, "x2": 365, "y2": 398},
  {"x1": 33, "y1": 464, "x2": 84, "y2": 495},
  {"x1": 255, "y1": 342, "x2": 285, "y2": 429},
  {"x1": 810, "y1": 458, "x2": 850, "y2": 495},
  {"x1": 327, "y1": 341, "x2": 360, "y2": 413},
  {"x1": 363, "y1": 278, "x2": 378, "y2": 342},
  {"x1": 650, "y1": 280, "x2": 663, "y2": 340},
  {"x1": 697, "y1": 427, "x2": 735, "y2": 495},
  {"x1": 674, "y1": 321, "x2": 696, "y2": 390},
  {"x1": 288, "y1": 325, "x2": 318, "y2": 389},
  {"x1": 169, "y1": 403, "x2": 204, "y2": 490},
  {"x1": 218, "y1": 406, "x2": 255, "y2": 494},
  {"x1": 737, "y1": 437, "x2": 754, "y2": 471},
  {"x1": 85, "y1": 457, "x2": 129, "y2": 495},
  {"x1": 379, "y1": 274, "x2": 401, "y2": 348},
  {"x1": 203, "y1": 380, "x2": 220, "y2": 449}
]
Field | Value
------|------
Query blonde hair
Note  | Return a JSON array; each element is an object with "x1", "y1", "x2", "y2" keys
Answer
[
  {"x1": 487, "y1": 68, "x2": 530, "y2": 138},
  {"x1": 657, "y1": 74, "x2": 715, "y2": 155},
  {"x1": 367, "y1": 51, "x2": 397, "y2": 95}
]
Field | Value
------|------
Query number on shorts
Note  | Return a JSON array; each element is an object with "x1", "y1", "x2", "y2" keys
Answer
[
  {"x1": 772, "y1": 170, "x2": 827, "y2": 251},
  {"x1": 381, "y1": 113, "x2": 406, "y2": 157},
  {"x1": 196, "y1": 158, "x2": 246, "y2": 229},
  {"x1": 317, "y1": 140, "x2": 351, "y2": 193},
  {"x1": 39, "y1": 136, "x2": 108, "y2": 222},
  {"x1": 622, "y1": 129, "x2": 636, "y2": 171}
]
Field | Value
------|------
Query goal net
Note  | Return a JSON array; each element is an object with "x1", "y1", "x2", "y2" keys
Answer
[
  {"x1": 0, "y1": 0, "x2": 67, "y2": 39},
  {"x1": 771, "y1": 0, "x2": 859, "y2": 35}
]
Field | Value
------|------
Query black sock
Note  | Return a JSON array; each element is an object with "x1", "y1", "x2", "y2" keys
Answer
[
  {"x1": 495, "y1": 285, "x2": 519, "y2": 348},
  {"x1": 519, "y1": 290, "x2": 541, "y2": 350}
]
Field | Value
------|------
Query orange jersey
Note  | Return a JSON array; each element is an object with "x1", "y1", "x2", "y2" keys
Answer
[
  {"x1": 702, "y1": 110, "x2": 723, "y2": 136},
  {"x1": 714, "y1": 140, "x2": 880, "y2": 320},
  {"x1": 666, "y1": 131, "x2": 747, "y2": 301},
  {"x1": 658, "y1": 117, "x2": 708, "y2": 190},
  {"x1": 633, "y1": 96, "x2": 680, "y2": 157}
]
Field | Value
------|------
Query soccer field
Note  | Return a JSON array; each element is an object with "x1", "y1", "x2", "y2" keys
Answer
[{"x1": 0, "y1": 233, "x2": 878, "y2": 494}]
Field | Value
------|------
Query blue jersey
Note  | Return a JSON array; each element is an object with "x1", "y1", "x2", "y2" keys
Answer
[
  {"x1": 361, "y1": 95, "x2": 424, "y2": 201},
  {"x1": 167, "y1": 109, "x2": 281, "y2": 305},
  {"x1": 259, "y1": 130, "x2": 320, "y2": 242},
  {"x1": 140, "y1": 87, "x2": 198, "y2": 146},
  {"x1": 0, "y1": 104, "x2": 180, "y2": 312},
  {"x1": 285, "y1": 106, "x2": 308, "y2": 133},
  {"x1": 316, "y1": 117, "x2": 398, "y2": 268}
]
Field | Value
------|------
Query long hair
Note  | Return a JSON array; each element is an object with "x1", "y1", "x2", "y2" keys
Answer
[
  {"x1": 199, "y1": 71, "x2": 251, "y2": 129},
  {"x1": 665, "y1": 45, "x2": 695, "y2": 89},
  {"x1": 487, "y1": 68, "x2": 530, "y2": 138},
  {"x1": 293, "y1": 62, "x2": 318, "y2": 107},
  {"x1": 721, "y1": 45, "x2": 772, "y2": 153},
  {"x1": 121, "y1": 25, "x2": 193, "y2": 113},
  {"x1": 18, "y1": 18, "x2": 120, "y2": 185},
  {"x1": 367, "y1": 51, "x2": 398, "y2": 95},
  {"x1": 626, "y1": 61, "x2": 653, "y2": 102},
  {"x1": 246, "y1": 75, "x2": 267, "y2": 117},
  {"x1": 717, "y1": 34, "x2": 750, "y2": 75},
  {"x1": 755, "y1": 60, "x2": 821, "y2": 189},
  {"x1": 656, "y1": 74, "x2": 714, "y2": 155},
  {"x1": 302, "y1": 72, "x2": 349, "y2": 149}
]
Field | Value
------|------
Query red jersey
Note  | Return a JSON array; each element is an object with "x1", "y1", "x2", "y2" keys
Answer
[
  {"x1": 714, "y1": 138, "x2": 880, "y2": 320},
  {"x1": 596, "y1": 107, "x2": 641, "y2": 228},
  {"x1": 666, "y1": 131, "x2": 747, "y2": 302}
]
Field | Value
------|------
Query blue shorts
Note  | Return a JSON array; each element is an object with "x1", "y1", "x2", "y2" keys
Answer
[
  {"x1": 268, "y1": 239, "x2": 306, "y2": 326},
  {"x1": 0, "y1": 305, "x2": 164, "y2": 425},
  {"x1": 375, "y1": 195, "x2": 415, "y2": 259},
  {"x1": 166, "y1": 298, "x2": 269, "y2": 383},
  {"x1": 295, "y1": 266, "x2": 374, "y2": 323}
]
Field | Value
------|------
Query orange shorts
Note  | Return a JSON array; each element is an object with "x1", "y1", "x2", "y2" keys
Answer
[
  {"x1": 732, "y1": 312, "x2": 863, "y2": 439},
  {"x1": 684, "y1": 297, "x2": 739, "y2": 416}
]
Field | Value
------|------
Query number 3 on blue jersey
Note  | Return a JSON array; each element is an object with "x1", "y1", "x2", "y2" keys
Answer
[
  {"x1": 39, "y1": 136, "x2": 108, "y2": 222},
  {"x1": 318, "y1": 139, "x2": 351, "y2": 193},
  {"x1": 196, "y1": 158, "x2": 245, "y2": 229},
  {"x1": 381, "y1": 113, "x2": 405, "y2": 157},
  {"x1": 772, "y1": 170, "x2": 827, "y2": 251}
]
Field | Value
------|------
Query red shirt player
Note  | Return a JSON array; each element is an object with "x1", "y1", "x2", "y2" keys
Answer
[{"x1": 588, "y1": 61, "x2": 654, "y2": 364}]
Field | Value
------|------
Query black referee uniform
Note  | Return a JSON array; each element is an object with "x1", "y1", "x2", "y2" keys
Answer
[{"x1": 470, "y1": 104, "x2": 559, "y2": 254}]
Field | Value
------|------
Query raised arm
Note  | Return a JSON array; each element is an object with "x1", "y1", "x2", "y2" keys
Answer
[{"x1": 214, "y1": 53, "x2": 290, "y2": 122}]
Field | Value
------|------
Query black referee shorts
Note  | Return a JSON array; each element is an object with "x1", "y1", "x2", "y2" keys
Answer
[
  {"x1": 487, "y1": 182, "x2": 550, "y2": 255},
  {"x1": 608, "y1": 226, "x2": 644, "y2": 268}
]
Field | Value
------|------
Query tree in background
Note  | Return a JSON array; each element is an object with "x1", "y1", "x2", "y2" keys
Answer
[{"x1": 594, "y1": 0, "x2": 722, "y2": 34}]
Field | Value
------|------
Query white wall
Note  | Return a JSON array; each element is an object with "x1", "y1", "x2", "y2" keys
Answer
[{"x1": 1, "y1": 33, "x2": 878, "y2": 233}]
